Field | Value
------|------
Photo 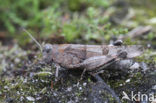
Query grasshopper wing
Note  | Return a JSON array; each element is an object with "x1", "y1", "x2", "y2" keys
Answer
[
  {"x1": 60, "y1": 44, "x2": 143, "y2": 59},
  {"x1": 60, "y1": 44, "x2": 109, "y2": 59}
]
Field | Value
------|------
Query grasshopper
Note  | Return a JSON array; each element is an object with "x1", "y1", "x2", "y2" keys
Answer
[
  {"x1": 24, "y1": 28, "x2": 142, "y2": 74},
  {"x1": 42, "y1": 43, "x2": 142, "y2": 72},
  {"x1": 23, "y1": 28, "x2": 143, "y2": 103}
]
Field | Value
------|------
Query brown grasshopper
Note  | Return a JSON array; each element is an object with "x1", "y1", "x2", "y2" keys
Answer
[
  {"x1": 23, "y1": 29, "x2": 143, "y2": 103},
  {"x1": 24, "y1": 28, "x2": 143, "y2": 74},
  {"x1": 42, "y1": 44, "x2": 142, "y2": 71}
]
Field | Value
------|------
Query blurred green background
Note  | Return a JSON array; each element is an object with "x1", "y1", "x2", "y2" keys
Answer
[{"x1": 0, "y1": 0, "x2": 156, "y2": 45}]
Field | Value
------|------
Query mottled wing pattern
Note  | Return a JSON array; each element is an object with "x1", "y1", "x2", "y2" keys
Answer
[
  {"x1": 54, "y1": 44, "x2": 143, "y2": 70},
  {"x1": 60, "y1": 44, "x2": 110, "y2": 59},
  {"x1": 59, "y1": 44, "x2": 143, "y2": 58}
]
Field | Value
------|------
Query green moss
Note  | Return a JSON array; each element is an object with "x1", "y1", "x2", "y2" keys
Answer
[
  {"x1": 135, "y1": 49, "x2": 156, "y2": 64},
  {"x1": 124, "y1": 38, "x2": 138, "y2": 45},
  {"x1": 76, "y1": 91, "x2": 82, "y2": 97},
  {"x1": 62, "y1": 23, "x2": 80, "y2": 42}
]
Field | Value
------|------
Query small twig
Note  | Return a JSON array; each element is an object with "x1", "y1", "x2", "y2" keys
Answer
[
  {"x1": 54, "y1": 64, "x2": 60, "y2": 82},
  {"x1": 77, "y1": 69, "x2": 87, "y2": 86},
  {"x1": 22, "y1": 28, "x2": 43, "y2": 52}
]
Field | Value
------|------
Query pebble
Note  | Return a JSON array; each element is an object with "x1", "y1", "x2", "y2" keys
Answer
[
  {"x1": 67, "y1": 87, "x2": 72, "y2": 92},
  {"x1": 14, "y1": 58, "x2": 20, "y2": 63},
  {"x1": 10, "y1": 64, "x2": 14, "y2": 68},
  {"x1": 4, "y1": 86, "x2": 9, "y2": 89},
  {"x1": 130, "y1": 62, "x2": 140, "y2": 70},
  {"x1": 114, "y1": 59, "x2": 134, "y2": 70},
  {"x1": 79, "y1": 87, "x2": 82, "y2": 90},
  {"x1": 125, "y1": 79, "x2": 131, "y2": 83},
  {"x1": 152, "y1": 85, "x2": 156, "y2": 90},
  {"x1": 36, "y1": 97, "x2": 42, "y2": 100},
  {"x1": 119, "y1": 84, "x2": 123, "y2": 86},
  {"x1": 99, "y1": 90, "x2": 102, "y2": 94},
  {"x1": 20, "y1": 96, "x2": 24, "y2": 101},
  {"x1": 67, "y1": 100, "x2": 74, "y2": 103},
  {"x1": 26, "y1": 96, "x2": 35, "y2": 101},
  {"x1": 149, "y1": 17, "x2": 156, "y2": 24},
  {"x1": 17, "y1": 91, "x2": 20, "y2": 95},
  {"x1": 83, "y1": 82, "x2": 87, "y2": 86},
  {"x1": 75, "y1": 97, "x2": 79, "y2": 102},
  {"x1": 53, "y1": 92, "x2": 57, "y2": 96}
]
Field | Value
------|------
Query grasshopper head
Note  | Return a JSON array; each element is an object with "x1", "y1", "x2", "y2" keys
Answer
[{"x1": 42, "y1": 44, "x2": 53, "y2": 63}]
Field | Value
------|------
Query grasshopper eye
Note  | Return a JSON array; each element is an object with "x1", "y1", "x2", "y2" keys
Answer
[
  {"x1": 45, "y1": 48, "x2": 51, "y2": 53},
  {"x1": 43, "y1": 44, "x2": 53, "y2": 53}
]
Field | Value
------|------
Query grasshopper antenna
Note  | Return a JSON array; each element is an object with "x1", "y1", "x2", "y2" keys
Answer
[{"x1": 22, "y1": 28, "x2": 43, "y2": 52}]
